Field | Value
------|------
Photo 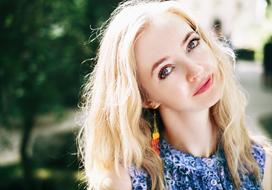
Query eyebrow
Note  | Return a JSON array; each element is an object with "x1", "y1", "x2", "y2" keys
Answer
[
  {"x1": 150, "y1": 56, "x2": 169, "y2": 76},
  {"x1": 182, "y1": 31, "x2": 195, "y2": 45},
  {"x1": 150, "y1": 31, "x2": 195, "y2": 76}
]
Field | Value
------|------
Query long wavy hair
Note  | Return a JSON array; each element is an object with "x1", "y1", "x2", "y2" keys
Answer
[{"x1": 77, "y1": 0, "x2": 263, "y2": 189}]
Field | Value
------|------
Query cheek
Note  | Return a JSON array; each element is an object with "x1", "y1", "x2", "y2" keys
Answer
[
  {"x1": 154, "y1": 80, "x2": 190, "y2": 107},
  {"x1": 195, "y1": 43, "x2": 217, "y2": 65},
  {"x1": 211, "y1": 65, "x2": 224, "y2": 101},
  {"x1": 200, "y1": 50, "x2": 219, "y2": 73}
]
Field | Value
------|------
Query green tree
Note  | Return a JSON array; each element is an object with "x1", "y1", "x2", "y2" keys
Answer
[
  {"x1": 0, "y1": 0, "x2": 123, "y2": 189},
  {"x1": 0, "y1": 0, "x2": 90, "y2": 189}
]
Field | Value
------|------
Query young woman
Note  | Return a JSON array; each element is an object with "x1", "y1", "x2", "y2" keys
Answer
[{"x1": 78, "y1": 1, "x2": 272, "y2": 189}]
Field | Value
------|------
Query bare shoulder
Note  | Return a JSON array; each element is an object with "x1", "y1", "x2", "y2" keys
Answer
[
  {"x1": 263, "y1": 145, "x2": 272, "y2": 190},
  {"x1": 104, "y1": 166, "x2": 132, "y2": 190}
]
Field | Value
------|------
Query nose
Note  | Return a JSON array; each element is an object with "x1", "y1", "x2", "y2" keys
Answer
[{"x1": 184, "y1": 61, "x2": 204, "y2": 82}]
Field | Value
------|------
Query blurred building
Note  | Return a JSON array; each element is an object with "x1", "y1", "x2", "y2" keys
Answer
[{"x1": 181, "y1": 0, "x2": 272, "y2": 49}]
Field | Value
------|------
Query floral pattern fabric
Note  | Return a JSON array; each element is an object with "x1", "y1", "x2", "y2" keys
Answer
[{"x1": 129, "y1": 138, "x2": 265, "y2": 190}]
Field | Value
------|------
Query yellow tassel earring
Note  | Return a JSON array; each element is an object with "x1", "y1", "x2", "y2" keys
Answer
[{"x1": 151, "y1": 111, "x2": 160, "y2": 155}]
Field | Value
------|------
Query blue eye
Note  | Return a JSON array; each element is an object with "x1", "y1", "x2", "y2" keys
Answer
[
  {"x1": 158, "y1": 66, "x2": 174, "y2": 80},
  {"x1": 187, "y1": 38, "x2": 200, "y2": 52}
]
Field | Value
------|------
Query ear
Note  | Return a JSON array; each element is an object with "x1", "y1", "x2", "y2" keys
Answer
[{"x1": 142, "y1": 100, "x2": 160, "y2": 109}]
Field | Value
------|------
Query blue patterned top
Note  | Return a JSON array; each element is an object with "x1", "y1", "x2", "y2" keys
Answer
[{"x1": 129, "y1": 138, "x2": 266, "y2": 190}]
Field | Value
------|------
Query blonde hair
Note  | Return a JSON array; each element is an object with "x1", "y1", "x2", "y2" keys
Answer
[{"x1": 78, "y1": 0, "x2": 263, "y2": 189}]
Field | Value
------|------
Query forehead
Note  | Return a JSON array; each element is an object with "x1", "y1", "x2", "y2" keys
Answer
[
  {"x1": 134, "y1": 13, "x2": 193, "y2": 65},
  {"x1": 139, "y1": 13, "x2": 193, "y2": 44},
  {"x1": 148, "y1": 12, "x2": 192, "y2": 34}
]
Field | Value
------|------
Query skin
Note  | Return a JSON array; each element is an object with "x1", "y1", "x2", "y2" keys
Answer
[{"x1": 135, "y1": 13, "x2": 222, "y2": 157}]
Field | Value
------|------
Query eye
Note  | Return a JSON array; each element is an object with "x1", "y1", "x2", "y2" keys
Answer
[
  {"x1": 187, "y1": 38, "x2": 200, "y2": 52},
  {"x1": 158, "y1": 65, "x2": 174, "y2": 80}
]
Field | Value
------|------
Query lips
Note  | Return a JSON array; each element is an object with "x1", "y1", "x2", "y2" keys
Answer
[{"x1": 193, "y1": 75, "x2": 213, "y2": 96}]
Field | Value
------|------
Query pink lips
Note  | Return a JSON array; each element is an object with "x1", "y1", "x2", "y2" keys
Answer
[{"x1": 193, "y1": 75, "x2": 213, "y2": 96}]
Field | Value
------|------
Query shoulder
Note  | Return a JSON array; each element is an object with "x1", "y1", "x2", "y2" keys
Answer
[
  {"x1": 250, "y1": 136, "x2": 271, "y2": 170},
  {"x1": 104, "y1": 166, "x2": 132, "y2": 190},
  {"x1": 249, "y1": 138, "x2": 272, "y2": 190},
  {"x1": 250, "y1": 135, "x2": 272, "y2": 190},
  {"x1": 128, "y1": 165, "x2": 150, "y2": 189},
  {"x1": 263, "y1": 145, "x2": 272, "y2": 190},
  {"x1": 251, "y1": 142, "x2": 266, "y2": 172}
]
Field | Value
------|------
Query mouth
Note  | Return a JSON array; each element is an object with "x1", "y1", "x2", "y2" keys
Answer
[{"x1": 193, "y1": 74, "x2": 213, "y2": 96}]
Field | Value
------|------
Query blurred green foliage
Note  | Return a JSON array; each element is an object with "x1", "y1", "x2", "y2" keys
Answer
[
  {"x1": 0, "y1": 0, "x2": 122, "y2": 124},
  {"x1": 235, "y1": 48, "x2": 255, "y2": 61},
  {"x1": 0, "y1": 163, "x2": 84, "y2": 190},
  {"x1": 0, "y1": 0, "x2": 89, "y2": 124},
  {"x1": 260, "y1": 114, "x2": 272, "y2": 138},
  {"x1": 0, "y1": 0, "x2": 120, "y2": 189}
]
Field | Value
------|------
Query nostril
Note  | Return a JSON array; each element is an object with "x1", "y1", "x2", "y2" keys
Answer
[{"x1": 185, "y1": 64, "x2": 204, "y2": 82}]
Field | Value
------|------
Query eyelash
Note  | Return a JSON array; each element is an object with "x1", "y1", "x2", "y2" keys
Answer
[
  {"x1": 187, "y1": 37, "x2": 200, "y2": 52},
  {"x1": 158, "y1": 65, "x2": 175, "y2": 80},
  {"x1": 158, "y1": 37, "x2": 200, "y2": 80}
]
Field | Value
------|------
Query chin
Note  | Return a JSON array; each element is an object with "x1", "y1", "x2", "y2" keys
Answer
[{"x1": 209, "y1": 98, "x2": 221, "y2": 108}]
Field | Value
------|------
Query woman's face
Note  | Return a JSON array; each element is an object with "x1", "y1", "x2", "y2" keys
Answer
[{"x1": 134, "y1": 13, "x2": 223, "y2": 112}]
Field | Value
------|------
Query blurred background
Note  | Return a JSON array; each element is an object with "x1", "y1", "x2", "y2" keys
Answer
[{"x1": 0, "y1": 0, "x2": 271, "y2": 190}]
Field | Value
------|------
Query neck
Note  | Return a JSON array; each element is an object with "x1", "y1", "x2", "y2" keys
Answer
[{"x1": 159, "y1": 107, "x2": 218, "y2": 157}]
